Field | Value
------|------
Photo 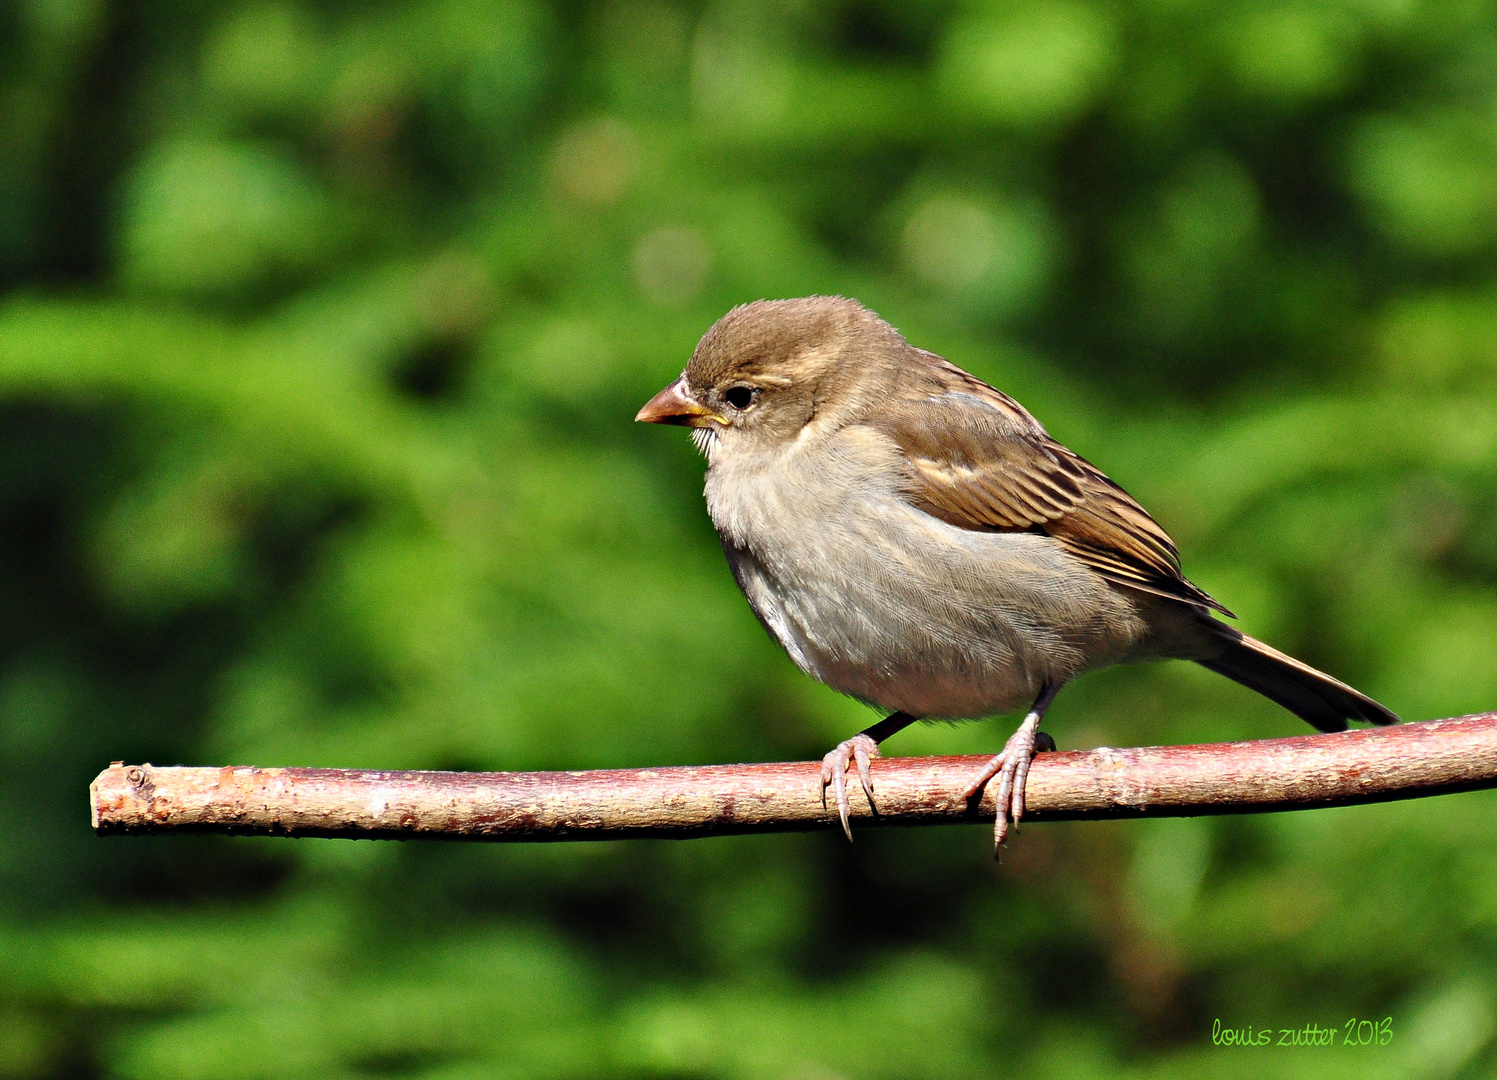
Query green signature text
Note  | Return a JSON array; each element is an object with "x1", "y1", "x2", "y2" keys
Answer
[{"x1": 1211, "y1": 1017, "x2": 1393, "y2": 1047}]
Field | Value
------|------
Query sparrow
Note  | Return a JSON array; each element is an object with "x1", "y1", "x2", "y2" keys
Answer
[{"x1": 637, "y1": 296, "x2": 1397, "y2": 852}]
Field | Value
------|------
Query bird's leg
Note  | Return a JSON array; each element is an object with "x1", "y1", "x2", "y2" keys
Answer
[
  {"x1": 820, "y1": 711, "x2": 918, "y2": 842},
  {"x1": 963, "y1": 683, "x2": 1063, "y2": 854}
]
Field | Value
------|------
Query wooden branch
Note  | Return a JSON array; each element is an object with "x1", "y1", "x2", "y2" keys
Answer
[{"x1": 91, "y1": 714, "x2": 1497, "y2": 842}]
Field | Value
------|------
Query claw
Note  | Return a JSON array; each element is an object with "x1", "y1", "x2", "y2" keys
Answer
[
  {"x1": 819, "y1": 734, "x2": 880, "y2": 842},
  {"x1": 993, "y1": 754, "x2": 1018, "y2": 846},
  {"x1": 966, "y1": 719, "x2": 1043, "y2": 855},
  {"x1": 962, "y1": 685, "x2": 1061, "y2": 857},
  {"x1": 834, "y1": 759, "x2": 851, "y2": 841},
  {"x1": 1012, "y1": 752, "x2": 1035, "y2": 830},
  {"x1": 853, "y1": 741, "x2": 875, "y2": 807}
]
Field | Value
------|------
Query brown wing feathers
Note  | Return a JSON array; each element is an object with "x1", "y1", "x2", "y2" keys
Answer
[{"x1": 874, "y1": 363, "x2": 1234, "y2": 618}]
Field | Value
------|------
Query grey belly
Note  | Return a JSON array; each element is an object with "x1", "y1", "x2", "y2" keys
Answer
[{"x1": 720, "y1": 521, "x2": 1145, "y2": 720}]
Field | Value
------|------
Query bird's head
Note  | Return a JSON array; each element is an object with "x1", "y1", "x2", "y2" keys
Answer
[{"x1": 635, "y1": 296, "x2": 903, "y2": 456}]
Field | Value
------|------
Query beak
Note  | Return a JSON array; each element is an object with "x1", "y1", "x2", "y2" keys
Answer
[{"x1": 635, "y1": 376, "x2": 723, "y2": 427}]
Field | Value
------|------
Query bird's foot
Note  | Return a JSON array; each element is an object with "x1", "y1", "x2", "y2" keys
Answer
[
  {"x1": 963, "y1": 721, "x2": 1050, "y2": 854},
  {"x1": 820, "y1": 734, "x2": 880, "y2": 842}
]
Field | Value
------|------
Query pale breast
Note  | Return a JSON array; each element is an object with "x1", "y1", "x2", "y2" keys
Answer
[{"x1": 704, "y1": 424, "x2": 1149, "y2": 719}]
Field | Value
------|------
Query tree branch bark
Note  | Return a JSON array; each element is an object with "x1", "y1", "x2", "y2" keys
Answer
[{"x1": 91, "y1": 713, "x2": 1497, "y2": 842}]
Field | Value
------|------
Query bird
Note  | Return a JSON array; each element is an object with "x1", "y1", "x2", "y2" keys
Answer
[{"x1": 636, "y1": 296, "x2": 1397, "y2": 853}]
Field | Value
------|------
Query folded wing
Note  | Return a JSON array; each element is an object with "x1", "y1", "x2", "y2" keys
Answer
[{"x1": 869, "y1": 352, "x2": 1233, "y2": 618}]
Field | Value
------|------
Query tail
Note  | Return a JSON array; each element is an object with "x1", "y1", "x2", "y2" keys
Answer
[{"x1": 1195, "y1": 620, "x2": 1398, "y2": 733}]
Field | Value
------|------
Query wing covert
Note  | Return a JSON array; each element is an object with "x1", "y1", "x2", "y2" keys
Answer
[{"x1": 870, "y1": 360, "x2": 1233, "y2": 617}]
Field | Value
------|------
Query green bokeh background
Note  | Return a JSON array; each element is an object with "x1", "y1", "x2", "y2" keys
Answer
[{"x1": 3, "y1": 0, "x2": 1497, "y2": 1076}]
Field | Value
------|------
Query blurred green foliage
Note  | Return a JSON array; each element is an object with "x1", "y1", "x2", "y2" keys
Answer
[{"x1": 2, "y1": 0, "x2": 1496, "y2": 1076}]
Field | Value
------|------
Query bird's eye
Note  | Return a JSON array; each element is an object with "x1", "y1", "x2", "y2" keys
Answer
[{"x1": 722, "y1": 385, "x2": 758, "y2": 410}]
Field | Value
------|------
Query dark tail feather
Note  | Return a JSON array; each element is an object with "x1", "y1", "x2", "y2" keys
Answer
[{"x1": 1195, "y1": 621, "x2": 1398, "y2": 733}]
